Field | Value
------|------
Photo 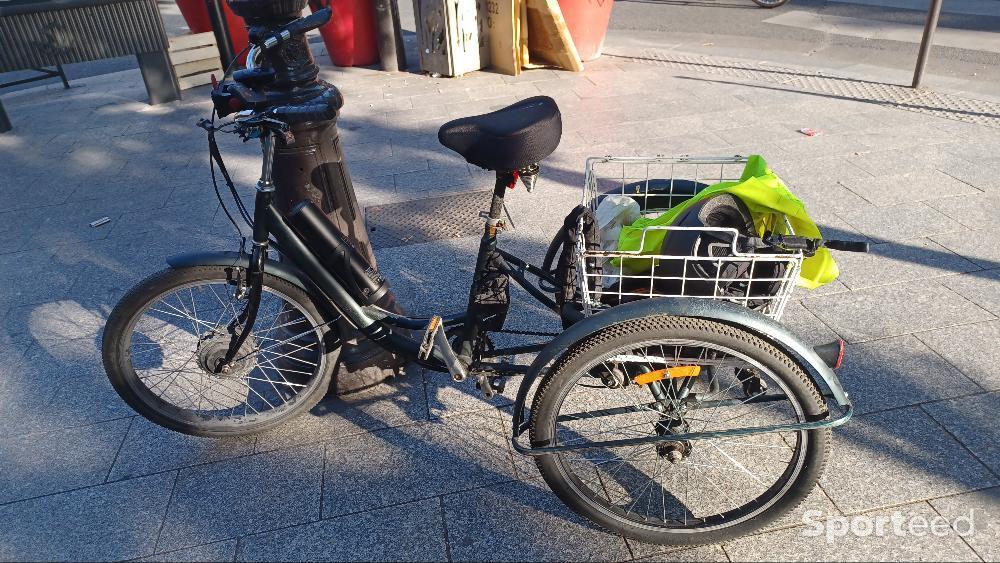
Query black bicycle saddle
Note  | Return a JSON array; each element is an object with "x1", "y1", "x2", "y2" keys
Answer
[{"x1": 438, "y1": 96, "x2": 562, "y2": 171}]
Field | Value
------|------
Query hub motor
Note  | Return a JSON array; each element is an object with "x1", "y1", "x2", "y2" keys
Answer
[{"x1": 197, "y1": 331, "x2": 258, "y2": 378}]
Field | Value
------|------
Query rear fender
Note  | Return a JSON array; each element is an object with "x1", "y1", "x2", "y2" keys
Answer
[{"x1": 511, "y1": 298, "x2": 851, "y2": 436}]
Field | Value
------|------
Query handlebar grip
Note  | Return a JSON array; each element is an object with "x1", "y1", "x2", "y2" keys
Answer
[
  {"x1": 270, "y1": 89, "x2": 343, "y2": 124},
  {"x1": 824, "y1": 239, "x2": 870, "y2": 253},
  {"x1": 261, "y1": 7, "x2": 332, "y2": 49}
]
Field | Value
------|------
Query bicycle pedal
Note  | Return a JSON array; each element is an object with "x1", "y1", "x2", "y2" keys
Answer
[
  {"x1": 418, "y1": 316, "x2": 442, "y2": 361},
  {"x1": 475, "y1": 373, "x2": 507, "y2": 399}
]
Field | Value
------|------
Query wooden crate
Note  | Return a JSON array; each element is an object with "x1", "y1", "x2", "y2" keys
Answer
[
  {"x1": 168, "y1": 32, "x2": 224, "y2": 90},
  {"x1": 414, "y1": 0, "x2": 490, "y2": 77}
]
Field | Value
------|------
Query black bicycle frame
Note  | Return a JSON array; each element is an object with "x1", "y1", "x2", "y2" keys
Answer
[{"x1": 236, "y1": 130, "x2": 557, "y2": 380}]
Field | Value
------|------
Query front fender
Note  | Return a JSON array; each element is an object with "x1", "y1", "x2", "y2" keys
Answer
[
  {"x1": 167, "y1": 251, "x2": 310, "y2": 290},
  {"x1": 511, "y1": 298, "x2": 851, "y2": 436}
]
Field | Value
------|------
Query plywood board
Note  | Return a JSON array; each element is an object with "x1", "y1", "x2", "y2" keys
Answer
[
  {"x1": 168, "y1": 32, "x2": 223, "y2": 90},
  {"x1": 524, "y1": 0, "x2": 582, "y2": 72},
  {"x1": 486, "y1": 0, "x2": 520, "y2": 76},
  {"x1": 415, "y1": 0, "x2": 490, "y2": 76},
  {"x1": 519, "y1": 0, "x2": 529, "y2": 67}
]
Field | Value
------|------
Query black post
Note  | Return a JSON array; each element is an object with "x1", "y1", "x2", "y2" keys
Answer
[
  {"x1": 227, "y1": 0, "x2": 406, "y2": 392},
  {"x1": 0, "y1": 99, "x2": 11, "y2": 133},
  {"x1": 912, "y1": 0, "x2": 944, "y2": 89},
  {"x1": 137, "y1": 51, "x2": 181, "y2": 104},
  {"x1": 207, "y1": 0, "x2": 236, "y2": 69},
  {"x1": 374, "y1": 0, "x2": 407, "y2": 71}
]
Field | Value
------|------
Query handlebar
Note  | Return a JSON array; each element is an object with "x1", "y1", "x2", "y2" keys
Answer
[
  {"x1": 748, "y1": 234, "x2": 869, "y2": 256},
  {"x1": 258, "y1": 7, "x2": 332, "y2": 51}
]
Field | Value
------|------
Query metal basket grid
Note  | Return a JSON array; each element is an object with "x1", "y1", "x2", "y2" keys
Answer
[{"x1": 577, "y1": 155, "x2": 805, "y2": 320}]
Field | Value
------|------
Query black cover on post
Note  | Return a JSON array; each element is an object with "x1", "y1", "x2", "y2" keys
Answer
[{"x1": 227, "y1": 0, "x2": 405, "y2": 392}]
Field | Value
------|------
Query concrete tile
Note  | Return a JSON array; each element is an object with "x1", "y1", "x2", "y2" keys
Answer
[
  {"x1": 158, "y1": 444, "x2": 324, "y2": 551},
  {"x1": 802, "y1": 279, "x2": 994, "y2": 343},
  {"x1": 0, "y1": 471, "x2": 175, "y2": 561},
  {"x1": 839, "y1": 169, "x2": 980, "y2": 207},
  {"x1": 722, "y1": 502, "x2": 980, "y2": 562},
  {"x1": 21, "y1": 339, "x2": 136, "y2": 431},
  {"x1": 923, "y1": 392, "x2": 1000, "y2": 476},
  {"x1": 142, "y1": 540, "x2": 238, "y2": 562},
  {"x1": 108, "y1": 417, "x2": 256, "y2": 481},
  {"x1": 634, "y1": 545, "x2": 729, "y2": 562},
  {"x1": 836, "y1": 335, "x2": 981, "y2": 414},
  {"x1": 322, "y1": 409, "x2": 516, "y2": 517},
  {"x1": 778, "y1": 300, "x2": 840, "y2": 346},
  {"x1": 932, "y1": 228, "x2": 1000, "y2": 269},
  {"x1": 442, "y1": 479, "x2": 631, "y2": 562},
  {"x1": 836, "y1": 201, "x2": 966, "y2": 243},
  {"x1": 253, "y1": 373, "x2": 428, "y2": 452},
  {"x1": 936, "y1": 157, "x2": 1000, "y2": 193},
  {"x1": 0, "y1": 418, "x2": 130, "y2": 504},
  {"x1": 917, "y1": 320, "x2": 1000, "y2": 390},
  {"x1": 925, "y1": 192, "x2": 1000, "y2": 230},
  {"x1": 941, "y1": 268, "x2": 1000, "y2": 315},
  {"x1": 236, "y1": 499, "x2": 447, "y2": 562},
  {"x1": 819, "y1": 407, "x2": 998, "y2": 514},
  {"x1": 929, "y1": 488, "x2": 1000, "y2": 562},
  {"x1": 0, "y1": 250, "x2": 77, "y2": 311},
  {"x1": 831, "y1": 239, "x2": 980, "y2": 291}
]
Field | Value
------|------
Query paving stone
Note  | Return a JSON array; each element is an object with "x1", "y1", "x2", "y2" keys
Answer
[
  {"x1": 932, "y1": 228, "x2": 1000, "y2": 269},
  {"x1": 0, "y1": 249, "x2": 77, "y2": 311},
  {"x1": 253, "y1": 372, "x2": 428, "y2": 452},
  {"x1": 917, "y1": 320, "x2": 1000, "y2": 390},
  {"x1": 929, "y1": 488, "x2": 1000, "y2": 562},
  {"x1": 835, "y1": 335, "x2": 981, "y2": 414},
  {"x1": 722, "y1": 502, "x2": 980, "y2": 562},
  {"x1": 141, "y1": 540, "x2": 238, "y2": 562},
  {"x1": 925, "y1": 192, "x2": 1000, "y2": 230},
  {"x1": 108, "y1": 417, "x2": 256, "y2": 481},
  {"x1": 819, "y1": 407, "x2": 998, "y2": 514},
  {"x1": 839, "y1": 169, "x2": 980, "y2": 207},
  {"x1": 0, "y1": 418, "x2": 130, "y2": 504},
  {"x1": 634, "y1": 545, "x2": 729, "y2": 562},
  {"x1": 922, "y1": 392, "x2": 1000, "y2": 476},
  {"x1": 836, "y1": 200, "x2": 966, "y2": 243},
  {"x1": 935, "y1": 157, "x2": 1000, "y2": 193},
  {"x1": 236, "y1": 499, "x2": 447, "y2": 562},
  {"x1": 940, "y1": 268, "x2": 1000, "y2": 314},
  {"x1": 158, "y1": 444, "x2": 324, "y2": 551},
  {"x1": 322, "y1": 409, "x2": 516, "y2": 517},
  {"x1": 831, "y1": 239, "x2": 980, "y2": 291},
  {"x1": 802, "y1": 279, "x2": 994, "y2": 343},
  {"x1": 0, "y1": 471, "x2": 175, "y2": 562},
  {"x1": 778, "y1": 300, "x2": 840, "y2": 346},
  {"x1": 19, "y1": 339, "x2": 136, "y2": 433},
  {"x1": 442, "y1": 479, "x2": 631, "y2": 562}
]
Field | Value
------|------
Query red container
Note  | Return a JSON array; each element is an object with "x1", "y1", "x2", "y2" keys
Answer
[
  {"x1": 556, "y1": 0, "x2": 614, "y2": 62},
  {"x1": 309, "y1": 0, "x2": 379, "y2": 67},
  {"x1": 174, "y1": 0, "x2": 250, "y2": 64}
]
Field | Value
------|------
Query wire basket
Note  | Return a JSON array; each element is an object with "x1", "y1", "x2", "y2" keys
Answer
[{"x1": 577, "y1": 155, "x2": 804, "y2": 320}]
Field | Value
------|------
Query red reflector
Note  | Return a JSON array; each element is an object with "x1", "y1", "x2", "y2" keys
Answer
[
  {"x1": 228, "y1": 98, "x2": 244, "y2": 112},
  {"x1": 211, "y1": 73, "x2": 219, "y2": 90},
  {"x1": 834, "y1": 339, "x2": 845, "y2": 369}
]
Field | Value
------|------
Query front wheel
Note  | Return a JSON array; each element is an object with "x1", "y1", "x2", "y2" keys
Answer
[
  {"x1": 103, "y1": 265, "x2": 339, "y2": 437},
  {"x1": 529, "y1": 315, "x2": 829, "y2": 546},
  {"x1": 752, "y1": 0, "x2": 790, "y2": 7}
]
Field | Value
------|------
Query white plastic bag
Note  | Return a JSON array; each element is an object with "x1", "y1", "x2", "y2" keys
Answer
[{"x1": 594, "y1": 195, "x2": 640, "y2": 286}]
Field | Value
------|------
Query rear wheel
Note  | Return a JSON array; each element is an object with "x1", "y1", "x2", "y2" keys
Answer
[
  {"x1": 529, "y1": 315, "x2": 829, "y2": 545},
  {"x1": 752, "y1": 0, "x2": 790, "y2": 7},
  {"x1": 103, "y1": 266, "x2": 338, "y2": 437}
]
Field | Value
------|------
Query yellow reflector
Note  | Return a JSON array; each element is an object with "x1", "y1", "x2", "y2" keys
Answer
[{"x1": 633, "y1": 366, "x2": 702, "y2": 385}]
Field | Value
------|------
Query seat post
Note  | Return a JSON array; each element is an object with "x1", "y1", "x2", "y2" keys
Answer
[{"x1": 454, "y1": 170, "x2": 517, "y2": 364}]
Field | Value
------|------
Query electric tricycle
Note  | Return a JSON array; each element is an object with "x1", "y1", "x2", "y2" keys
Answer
[{"x1": 102, "y1": 6, "x2": 866, "y2": 546}]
